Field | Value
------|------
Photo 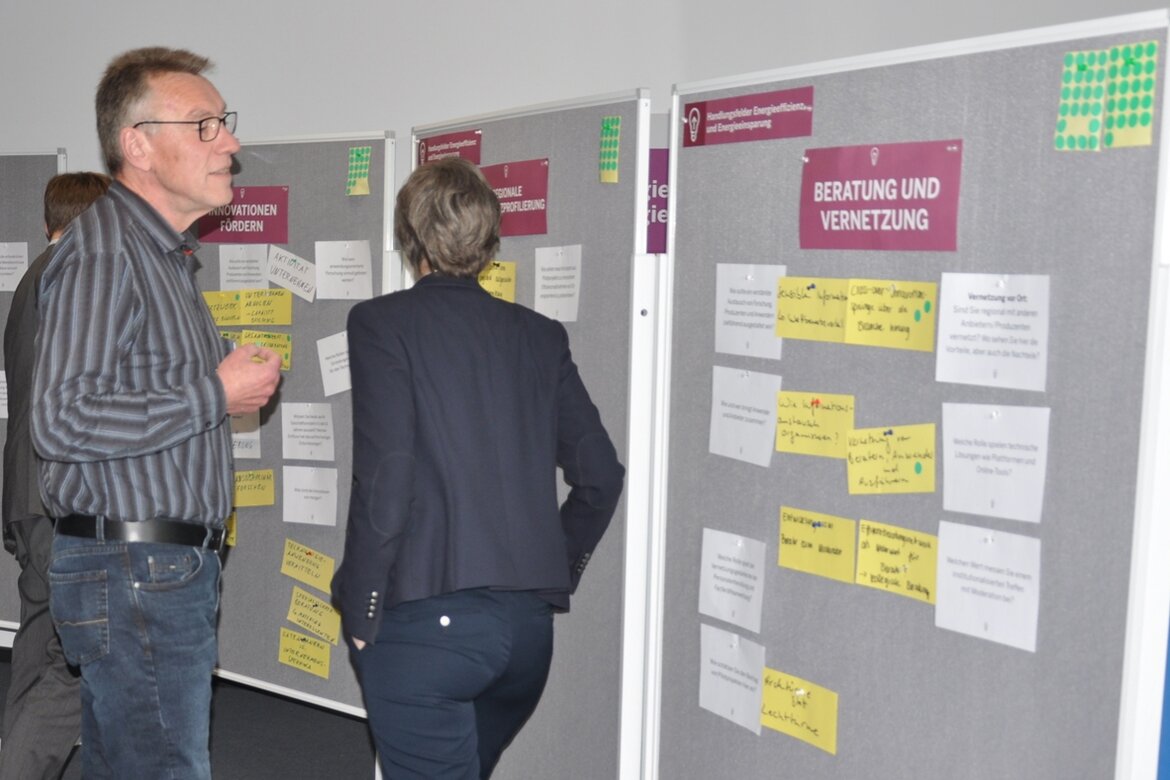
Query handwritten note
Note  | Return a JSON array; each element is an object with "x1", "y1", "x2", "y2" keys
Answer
[
  {"x1": 240, "y1": 288, "x2": 293, "y2": 326},
  {"x1": 760, "y1": 667, "x2": 838, "y2": 754},
  {"x1": 278, "y1": 627, "x2": 330, "y2": 679},
  {"x1": 234, "y1": 469, "x2": 275, "y2": 507},
  {"x1": 230, "y1": 411, "x2": 261, "y2": 460},
  {"x1": 267, "y1": 245, "x2": 316, "y2": 302},
  {"x1": 844, "y1": 279, "x2": 936, "y2": 351},
  {"x1": 856, "y1": 520, "x2": 937, "y2": 604},
  {"x1": 778, "y1": 506, "x2": 856, "y2": 584},
  {"x1": 775, "y1": 391, "x2": 854, "y2": 458},
  {"x1": 240, "y1": 330, "x2": 292, "y2": 371},
  {"x1": 846, "y1": 424, "x2": 935, "y2": 495},
  {"x1": 287, "y1": 585, "x2": 342, "y2": 645},
  {"x1": 280, "y1": 538, "x2": 335, "y2": 593},
  {"x1": 775, "y1": 277, "x2": 847, "y2": 343},
  {"x1": 203, "y1": 291, "x2": 242, "y2": 326},
  {"x1": 478, "y1": 260, "x2": 516, "y2": 302}
]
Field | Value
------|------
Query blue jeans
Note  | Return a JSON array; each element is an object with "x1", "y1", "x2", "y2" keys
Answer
[
  {"x1": 356, "y1": 588, "x2": 554, "y2": 779},
  {"x1": 48, "y1": 532, "x2": 221, "y2": 779}
]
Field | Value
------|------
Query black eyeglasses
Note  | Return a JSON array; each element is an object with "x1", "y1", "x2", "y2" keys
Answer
[{"x1": 132, "y1": 111, "x2": 238, "y2": 142}]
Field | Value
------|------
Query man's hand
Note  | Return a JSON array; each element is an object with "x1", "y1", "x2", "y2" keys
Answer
[
  {"x1": 217, "y1": 344, "x2": 282, "y2": 415},
  {"x1": 352, "y1": 637, "x2": 366, "y2": 651}
]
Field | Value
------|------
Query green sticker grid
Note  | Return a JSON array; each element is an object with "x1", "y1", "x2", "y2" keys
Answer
[
  {"x1": 1054, "y1": 49, "x2": 1108, "y2": 151},
  {"x1": 1104, "y1": 41, "x2": 1158, "y2": 149},
  {"x1": 1054, "y1": 40, "x2": 1159, "y2": 152},
  {"x1": 599, "y1": 116, "x2": 621, "y2": 182},
  {"x1": 346, "y1": 146, "x2": 373, "y2": 194}
]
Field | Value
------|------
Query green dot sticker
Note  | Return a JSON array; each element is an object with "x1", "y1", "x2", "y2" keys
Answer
[{"x1": 914, "y1": 462, "x2": 923, "y2": 475}]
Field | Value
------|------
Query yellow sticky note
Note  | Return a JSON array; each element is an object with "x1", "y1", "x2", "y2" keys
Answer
[
  {"x1": 844, "y1": 279, "x2": 937, "y2": 352},
  {"x1": 478, "y1": 260, "x2": 516, "y2": 302},
  {"x1": 775, "y1": 391, "x2": 854, "y2": 458},
  {"x1": 234, "y1": 469, "x2": 275, "y2": 507},
  {"x1": 225, "y1": 511, "x2": 237, "y2": 547},
  {"x1": 203, "y1": 291, "x2": 241, "y2": 326},
  {"x1": 760, "y1": 667, "x2": 838, "y2": 755},
  {"x1": 220, "y1": 329, "x2": 240, "y2": 344},
  {"x1": 846, "y1": 424, "x2": 935, "y2": 495},
  {"x1": 287, "y1": 585, "x2": 341, "y2": 645},
  {"x1": 240, "y1": 288, "x2": 293, "y2": 326},
  {"x1": 778, "y1": 506, "x2": 856, "y2": 584},
  {"x1": 775, "y1": 277, "x2": 847, "y2": 343},
  {"x1": 280, "y1": 538, "x2": 335, "y2": 593},
  {"x1": 856, "y1": 519, "x2": 937, "y2": 603},
  {"x1": 278, "y1": 627, "x2": 330, "y2": 679},
  {"x1": 240, "y1": 329, "x2": 292, "y2": 371}
]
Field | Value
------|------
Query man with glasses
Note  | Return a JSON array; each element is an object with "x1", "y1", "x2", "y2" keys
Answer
[{"x1": 30, "y1": 47, "x2": 281, "y2": 779}]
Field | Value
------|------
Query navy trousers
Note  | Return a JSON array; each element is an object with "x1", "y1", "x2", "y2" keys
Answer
[{"x1": 355, "y1": 588, "x2": 554, "y2": 779}]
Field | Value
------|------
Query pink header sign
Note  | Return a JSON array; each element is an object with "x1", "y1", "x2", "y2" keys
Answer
[
  {"x1": 799, "y1": 140, "x2": 963, "y2": 251},
  {"x1": 481, "y1": 158, "x2": 549, "y2": 237},
  {"x1": 418, "y1": 130, "x2": 482, "y2": 165},
  {"x1": 682, "y1": 87, "x2": 813, "y2": 147},
  {"x1": 197, "y1": 186, "x2": 289, "y2": 244},
  {"x1": 647, "y1": 148, "x2": 669, "y2": 253}
]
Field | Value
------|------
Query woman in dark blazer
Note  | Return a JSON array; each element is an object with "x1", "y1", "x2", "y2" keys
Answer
[{"x1": 333, "y1": 157, "x2": 624, "y2": 779}]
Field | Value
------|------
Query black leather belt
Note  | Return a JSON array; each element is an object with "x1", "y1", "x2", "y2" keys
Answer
[{"x1": 56, "y1": 514, "x2": 226, "y2": 553}]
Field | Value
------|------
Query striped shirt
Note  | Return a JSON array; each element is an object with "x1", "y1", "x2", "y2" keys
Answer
[{"x1": 31, "y1": 181, "x2": 232, "y2": 527}]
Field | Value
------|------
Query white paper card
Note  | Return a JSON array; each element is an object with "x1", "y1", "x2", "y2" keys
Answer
[
  {"x1": 0, "y1": 371, "x2": 8, "y2": 419},
  {"x1": 281, "y1": 402, "x2": 336, "y2": 462},
  {"x1": 230, "y1": 411, "x2": 261, "y2": 460},
  {"x1": 709, "y1": 365, "x2": 783, "y2": 468},
  {"x1": 534, "y1": 244, "x2": 582, "y2": 322},
  {"x1": 714, "y1": 263, "x2": 786, "y2": 360},
  {"x1": 0, "y1": 243, "x2": 29, "y2": 293},
  {"x1": 267, "y1": 245, "x2": 316, "y2": 301},
  {"x1": 317, "y1": 331, "x2": 351, "y2": 397},
  {"x1": 936, "y1": 521, "x2": 1041, "y2": 652},
  {"x1": 699, "y1": 623, "x2": 765, "y2": 735},
  {"x1": 936, "y1": 273, "x2": 1050, "y2": 391},
  {"x1": 315, "y1": 240, "x2": 373, "y2": 300},
  {"x1": 698, "y1": 528, "x2": 766, "y2": 633},
  {"x1": 218, "y1": 244, "x2": 268, "y2": 290},
  {"x1": 942, "y1": 403, "x2": 1050, "y2": 523},
  {"x1": 282, "y1": 466, "x2": 338, "y2": 526}
]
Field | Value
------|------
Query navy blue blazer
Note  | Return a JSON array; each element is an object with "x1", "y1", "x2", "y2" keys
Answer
[{"x1": 332, "y1": 273, "x2": 624, "y2": 644}]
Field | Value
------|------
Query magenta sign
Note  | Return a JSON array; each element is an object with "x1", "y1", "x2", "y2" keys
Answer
[
  {"x1": 197, "y1": 186, "x2": 289, "y2": 244},
  {"x1": 418, "y1": 130, "x2": 482, "y2": 165},
  {"x1": 647, "y1": 148, "x2": 669, "y2": 253},
  {"x1": 481, "y1": 158, "x2": 549, "y2": 237},
  {"x1": 800, "y1": 140, "x2": 963, "y2": 251},
  {"x1": 682, "y1": 87, "x2": 813, "y2": 148}
]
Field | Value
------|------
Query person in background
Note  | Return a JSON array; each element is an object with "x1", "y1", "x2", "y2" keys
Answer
[
  {"x1": 0, "y1": 171, "x2": 110, "y2": 780},
  {"x1": 30, "y1": 47, "x2": 281, "y2": 778},
  {"x1": 333, "y1": 156, "x2": 625, "y2": 779}
]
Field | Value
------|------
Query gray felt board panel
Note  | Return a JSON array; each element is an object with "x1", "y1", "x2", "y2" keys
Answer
[
  {"x1": 659, "y1": 25, "x2": 1163, "y2": 780},
  {"x1": 0, "y1": 151, "x2": 66, "y2": 629},
  {"x1": 193, "y1": 136, "x2": 388, "y2": 710},
  {"x1": 416, "y1": 95, "x2": 640, "y2": 780}
]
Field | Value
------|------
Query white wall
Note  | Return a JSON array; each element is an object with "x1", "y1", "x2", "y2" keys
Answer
[{"x1": 2, "y1": 0, "x2": 1163, "y2": 180}]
